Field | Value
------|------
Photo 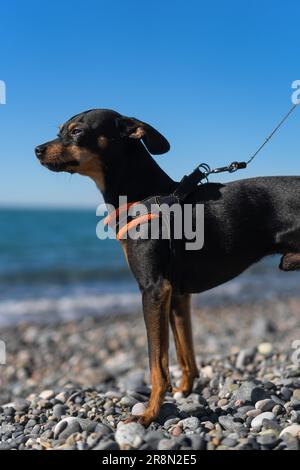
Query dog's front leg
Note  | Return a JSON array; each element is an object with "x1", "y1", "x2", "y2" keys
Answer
[{"x1": 137, "y1": 278, "x2": 172, "y2": 426}]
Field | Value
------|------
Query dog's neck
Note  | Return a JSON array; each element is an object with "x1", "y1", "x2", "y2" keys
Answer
[{"x1": 94, "y1": 141, "x2": 176, "y2": 208}]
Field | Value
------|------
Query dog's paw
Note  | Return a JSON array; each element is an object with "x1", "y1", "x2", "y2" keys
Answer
[
  {"x1": 122, "y1": 415, "x2": 140, "y2": 425},
  {"x1": 172, "y1": 383, "x2": 194, "y2": 396}
]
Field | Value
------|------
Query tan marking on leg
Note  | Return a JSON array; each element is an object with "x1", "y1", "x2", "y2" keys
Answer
[
  {"x1": 170, "y1": 294, "x2": 199, "y2": 395},
  {"x1": 125, "y1": 280, "x2": 172, "y2": 426}
]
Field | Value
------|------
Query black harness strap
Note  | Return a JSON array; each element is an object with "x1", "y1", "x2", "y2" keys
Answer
[{"x1": 139, "y1": 161, "x2": 248, "y2": 293}]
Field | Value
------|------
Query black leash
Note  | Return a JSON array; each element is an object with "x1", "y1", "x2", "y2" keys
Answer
[{"x1": 175, "y1": 102, "x2": 299, "y2": 194}]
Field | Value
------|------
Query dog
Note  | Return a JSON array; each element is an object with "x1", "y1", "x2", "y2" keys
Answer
[{"x1": 35, "y1": 108, "x2": 300, "y2": 426}]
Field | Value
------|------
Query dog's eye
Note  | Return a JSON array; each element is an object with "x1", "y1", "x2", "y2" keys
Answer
[{"x1": 70, "y1": 128, "x2": 83, "y2": 136}]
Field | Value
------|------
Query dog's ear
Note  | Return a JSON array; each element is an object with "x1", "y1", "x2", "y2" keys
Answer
[{"x1": 116, "y1": 116, "x2": 170, "y2": 155}]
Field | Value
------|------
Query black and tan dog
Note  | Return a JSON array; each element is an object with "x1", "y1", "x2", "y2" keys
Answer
[{"x1": 36, "y1": 109, "x2": 300, "y2": 426}]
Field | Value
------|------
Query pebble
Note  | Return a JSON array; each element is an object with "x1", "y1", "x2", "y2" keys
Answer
[
  {"x1": 178, "y1": 403, "x2": 205, "y2": 418},
  {"x1": 93, "y1": 440, "x2": 119, "y2": 450},
  {"x1": 144, "y1": 431, "x2": 165, "y2": 447},
  {"x1": 173, "y1": 391, "x2": 184, "y2": 401},
  {"x1": 131, "y1": 402, "x2": 146, "y2": 416},
  {"x1": 39, "y1": 390, "x2": 55, "y2": 400},
  {"x1": 236, "y1": 348, "x2": 256, "y2": 370},
  {"x1": 251, "y1": 412, "x2": 276, "y2": 430},
  {"x1": 258, "y1": 342, "x2": 273, "y2": 355},
  {"x1": 12, "y1": 399, "x2": 30, "y2": 412},
  {"x1": 255, "y1": 399, "x2": 275, "y2": 412},
  {"x1": 119, "y1": 396, "x2": 138, "y2": 407},
  {"x1": 292, "y1": 389, "x2": 300, "y2": 401},
  {"x1": 201, "y1": 366, "x2": 214, "y2": 379},
  {"x1": 54, "y1": 417, "x2": 95, "y2": 439},
  {"x1": 171, "y1": 425, "x2": 182, "y2": 436},
  {"x1": 234, "y1": 381, "x2": 267, "y2": 404},
  {"x1": 222, "y1": 437, "x2": 238, "y2": 447},
  {"x1": 115, "y1": 422, "x2": 146, "y2": 449},
  {"x1": 218, "y1": 415, "x2": 244, "y2": 433},
  {"x1": 157, "y1": 402, "x2": 178, "y2": 423},
  {"x1": 282, "y1": 432, "x2": 300, "y2": 450},
  {"x1": 52, "y1": 404, "x2": 66, "y2": 420},
  {"x1": 256, "y1": 430, "x2": 279, "y2": 449},
  {"x1": 279, "y1": 424, "x2": 300, "y2": 438},
  {"x1": 164, "y1": 418, "x2": 180, "y2": 429},
  {"x1": 55, "y1": 392, "x2": 68, "y2": 403},
  {"x1": 178, "y1": 417, "x2": 200, "y2": 431},
  {"x1": 157, "y1": 438, "x2": 180, "y2": 450}
]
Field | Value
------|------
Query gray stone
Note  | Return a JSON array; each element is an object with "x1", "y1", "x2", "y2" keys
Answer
[
  {"x1": 257, "y1": 431, "x2": 279, "y2": 449},
  {"x1": 144, "y1": 430, "x2": 165, "y2": 447},
  {"x1": 186, "y1": 435, "x2": 205, "y2": 450},
  {"x1": 163, "y1": 417, "x2": 180, "y2": 429},
  {"x1": 119, "y1": 396, "x2": 138, "y2": 408},
  {"x1": 25, "y1": 419, "x2": 37, "y2": 428},
  {"x1": 222, "y1": 437, "x2": 238, "y2": 447},
  {"x1": 93, "y1": 440, "x2": 119, "y2": 450},
  {"x1": 255, "y1": 399, "x2": 276, "y2": 412},
  {"x1": 178, "y1": 417, "x2": 200, "y2": 431},
  {"x1": 39, "y1": 390, "x2": 55, "y2": 400},
  {"x1": 234, "y1": 381, "x2": 268, "y2": 404},
  {"x1": 290, "y1": 410, "x2": 300, "y2": 423},
  {"x1": 280, "y1": 387, "x2": 292, "y2": 401},
  {"x1": 54, "y1": 417, "x2": 95, "y2": 439},
  {"x1": 52, "y1": 404, "x2": 66, "y2": 420},
  {"x1": 251, "y1": 412, "x2": 276, "y2": 430},
  {"x1": 12, "y1": 399, "x2": 30, "y2": 412},
  {"x1": 157, "y1": 438, "x2": 180, "y2": 450},
  {"x1": 236, "y1": 348, "x2": 256, "y2": 370},
  {"x1": 218, "y1": 415, "x2": 244, "y2": 433},
  {"x1": 178, "y1": 403, "x2": 205, "y2": 418},
  {"x1": 59, "y1": 421, "x2": 81, "y2": 440},
  {"x1": 115, "y1": 423, "x2": 145, "y2": 449}
]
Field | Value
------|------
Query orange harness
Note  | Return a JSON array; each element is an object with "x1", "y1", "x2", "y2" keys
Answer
[{"x1": 103, "y1": 202, "x2": 159, "y2": 241}]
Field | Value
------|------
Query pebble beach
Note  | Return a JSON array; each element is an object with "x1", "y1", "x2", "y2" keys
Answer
[{"x1": 1, "y1": 297, "x2": 300, "y2": 450}]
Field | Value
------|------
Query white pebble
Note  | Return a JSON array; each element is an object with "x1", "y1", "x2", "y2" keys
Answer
[
  {"x1": 201, "y1": 365, "x2": 214, "y2": 379},
  {"x1": 251, "y1": 412, "x2": 275, "y2": 429},
  {"x1": 279, "y1": 424, "x2": 300, "y2": 438},
  {"x1": 173, "y1": 391, "x2": 184, "y2": 401},
  {"x1": 258, "y1": 342, "x2": 273, "y2": 355},
  {"x1": 131, "y1": 402, "x2": 146, "y2": 416},
  {"x1": 115, "y1": 422, "x2": 146, "y2": 449}
]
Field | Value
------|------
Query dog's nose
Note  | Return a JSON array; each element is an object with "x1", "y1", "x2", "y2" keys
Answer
[{"x1": 35, "y1": 145, "x2": 46, "y2": 159}]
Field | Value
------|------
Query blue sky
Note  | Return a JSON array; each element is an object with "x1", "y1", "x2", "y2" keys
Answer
[{"x1": 0, "y1": 0, "x2": 299, "y2": 208}]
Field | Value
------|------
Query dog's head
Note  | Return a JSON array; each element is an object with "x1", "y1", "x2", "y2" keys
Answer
[{"x1": 35, "y1": 109, "x2": 170, "y2": 190}]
